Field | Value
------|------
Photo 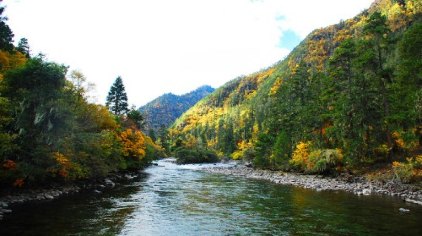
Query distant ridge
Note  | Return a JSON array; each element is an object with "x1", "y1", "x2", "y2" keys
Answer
[{"x1": 139, "y1": 85, "x2": 214, "y2": 133}]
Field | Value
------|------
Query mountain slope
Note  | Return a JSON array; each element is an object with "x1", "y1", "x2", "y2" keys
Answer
[
  {"x1": 171, "y1": 0, "x2": 422, "y2": 173},
  {"x1": 139, "y1": 85, "x2": 214, "y2": 132}
]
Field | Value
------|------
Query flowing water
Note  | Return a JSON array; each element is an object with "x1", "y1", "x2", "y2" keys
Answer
[{"x1": 1, "y1": 159, "x2": 421, "y2": 235}]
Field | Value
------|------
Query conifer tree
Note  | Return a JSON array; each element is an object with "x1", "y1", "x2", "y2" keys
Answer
[
  {"x1": 106, "y1": 76, "x2": 129, "y2": 115},
  {"x1": 0, "y1": 1, "x2": 14, "y2": 51}
]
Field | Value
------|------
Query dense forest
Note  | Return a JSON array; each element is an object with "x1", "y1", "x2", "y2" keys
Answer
[
  {"x1": 171, "y1": 0, "x2": 422, "y2": 182},
  {"x1": 0, "y1": 1, "x2": 162, "y2": 188},
  {"x1": 139, "y1": 85, "x2": 214, "y2": 136}
]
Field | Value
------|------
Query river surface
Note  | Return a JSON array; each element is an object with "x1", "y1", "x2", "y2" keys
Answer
[{"x1": 1, "y1": 159, "x2": 421, "y2": 235}]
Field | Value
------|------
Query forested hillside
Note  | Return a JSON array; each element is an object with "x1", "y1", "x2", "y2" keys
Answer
[
  {"x1": 139, "y1": 85, "x2": 214, "y2": 133},
  {"x1": 171, "y1": 0, "x2": 422, "y2": 181},
  {"x1": 0, "y1": 1, "x2": 162, "y2": 188}
]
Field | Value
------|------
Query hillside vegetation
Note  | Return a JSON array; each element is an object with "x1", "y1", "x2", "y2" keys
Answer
[
  {"x1": 171, "y1": 0, "x2": 422, "y2": 181},
  {"x1": 139, "y1": 85, "x2": 214, "y2": 133},
  {"x1": 0, "y1": 2, "x2": 162, "y2": 188}
]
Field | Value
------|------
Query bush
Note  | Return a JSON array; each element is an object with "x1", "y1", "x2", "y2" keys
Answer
[
  {"x1": 175, "y1": 147, "x2": 219, "y2": 164},
  {"x1": 308, "y1": 149, "x2": 343, "y2": 174},
  {"x1": 289, "y1": 141, "x2": 343, "y2": 174},
  {"x1": 392, "y1": 155, "x2": 422, "y2": 183}
]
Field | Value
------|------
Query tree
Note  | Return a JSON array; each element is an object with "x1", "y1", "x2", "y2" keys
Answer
[
  {"x1": 106, "y1": 76, "x2": 129, "y2": 115},
  {"x1": 0, "y1": 2, "x2": 13, "y2": 52},
  {"x1": 17, "y1": 38, "x2": 30, "y2": 58},
  {"x1": 127, "y1": 107, "x2": 145, "y2": 130}
]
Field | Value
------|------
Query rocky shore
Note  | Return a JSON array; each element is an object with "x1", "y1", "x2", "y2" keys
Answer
[
  {"x1": 0, "y1": 172, "x2": 139, "y2": 221},
  {"x1": 203, "y1": 165, "x2": 422, "y2": 206}
]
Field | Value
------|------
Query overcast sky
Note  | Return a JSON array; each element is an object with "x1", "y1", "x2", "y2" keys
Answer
[{"x1": 4, "y1": 0, "x2": 373, "y2": 107}]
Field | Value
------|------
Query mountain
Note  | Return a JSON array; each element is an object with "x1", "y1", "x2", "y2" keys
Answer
[
  {"x1": 171, "y1": 0, "x2": 422, "y2": 174},
  {"x1": 139, "y1": 85, "x2": 214, "y2": 133}
]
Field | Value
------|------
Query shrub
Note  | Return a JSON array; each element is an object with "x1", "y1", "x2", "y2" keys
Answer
[
  {"x1": 392, "y1": 155, "x2": 422, "y2": 183},
  {"x1": 289, "y1": 141, "x2": 310, "y2": 171},
  {"x1": 175, "y1": 147, "x2": 219, "y2": 164},
  {"x1": 290, "y1": 141, "x2": 343, "y2": 174},
  {"x1": 308, "y1": 149, "x2": 343, "y2": 174}
]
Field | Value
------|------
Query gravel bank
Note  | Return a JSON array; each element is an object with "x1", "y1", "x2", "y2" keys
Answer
[
  {"x1": 0, "y1": 172, "x2": 139, "y2": 221},
  {"x1": 204, "y1": 165, "x2": 422, "y2": 206}
]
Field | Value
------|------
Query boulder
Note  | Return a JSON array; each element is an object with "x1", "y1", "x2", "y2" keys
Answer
[{"x1": 362, "y1": 189, "x2": 372, "y2": 196}]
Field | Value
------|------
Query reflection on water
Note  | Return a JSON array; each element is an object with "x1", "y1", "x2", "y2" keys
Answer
[{"x1": 1, "y1": 159, "x2": 421, "y2": 235}]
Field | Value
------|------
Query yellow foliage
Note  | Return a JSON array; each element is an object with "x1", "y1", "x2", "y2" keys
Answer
[
  {"x1": 257, "y1": 68, "x2": 275, "y2": 84},
  {"x1": 92, "y1": 105, "x2": 119, "y2": 130},
  {"x1": 53, "y1": 152, "x2": 72, "y2": 178},
  {"x1": 290, "y1": 141, "x2": 311, "y2": 170},
  {"x1": 183, "y1": 134, "x2": 198, "y2": 148},
  {"x1": 231, "y1": 140, "x2": 253, "y2": 160},
  {"x1": 269, "y1": 77, "x2": 282, "y2": 96},
  {"x1": 392, "y1": 131, "x2": 405, "y2": 148},
  {"x1": 392, "y1": 155, "x2": 422, "y2": 183},
  {"x1": 119, "y1": 129, "x2": 146, "y2": 160},
  {"x1": 0, "y1": 50, "x2": 27, "y2": 72}
]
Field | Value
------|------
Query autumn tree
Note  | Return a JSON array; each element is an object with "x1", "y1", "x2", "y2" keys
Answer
[{"x1": 106, "y1": 76, "x2": 129, "y2": 115}]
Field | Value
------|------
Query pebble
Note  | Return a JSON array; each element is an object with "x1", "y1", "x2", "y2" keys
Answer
[{"x1": 204, "y1": 166, "x2": 422, "y2": 204}]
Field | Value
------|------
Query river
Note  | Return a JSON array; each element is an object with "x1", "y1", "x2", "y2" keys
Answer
[{"x1": 0, "y1": 159, "x2": 421, "y2": 235}]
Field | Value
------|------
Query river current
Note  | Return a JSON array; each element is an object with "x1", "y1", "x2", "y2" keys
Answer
[{"x1": 0, "y1": 159, "x2": 421, "y2": 235}]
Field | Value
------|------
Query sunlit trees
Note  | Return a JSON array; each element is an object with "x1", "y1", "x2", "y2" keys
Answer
[{"x1": 170, "y1": 2, "x2": 421, "y2": 178}]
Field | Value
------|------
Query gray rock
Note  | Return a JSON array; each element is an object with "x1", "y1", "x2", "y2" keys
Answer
[
  {"x1": 105, "y1": 179, "x2": 116, "y2": 188},
  {"x1": 44, "y1": 194, "x2": 54, "y2": 200},
  {"x1": 1, "y1": 209, "x2": 12, "y2": 214},
  {"x1": 405, "y1": 198, "x2": 422, "y2": 205},
  {"x1": 399, "y1": 208, "x2": 410, "y2": 212},
  {"x1": 362, "y1": 189, "x2": 371, "y2": 196},
  {"x1": 0, "y1": 202, "x2": 8, "y2": 208}
]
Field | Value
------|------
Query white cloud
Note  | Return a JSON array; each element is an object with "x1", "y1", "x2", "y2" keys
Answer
[{"x1": 4, "y1": 0, "x2": 373, "y2": 106}]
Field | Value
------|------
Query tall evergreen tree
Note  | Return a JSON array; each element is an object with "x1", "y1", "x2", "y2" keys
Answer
[
  {"x1": 17, "y1": 38, "x2": 30, "y2": 57},
  {"x1": 106, "y1": 76, "x2": 129, "y2": 115},
  {"x1": 0, "y1": 1, "x2": 14, "y2": 52}
]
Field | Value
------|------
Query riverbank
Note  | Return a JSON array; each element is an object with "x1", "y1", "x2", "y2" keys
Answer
[
  {"x1": 203, "y1": 164, "x2": 422, "y2": 206},
  {"x1": 0, "y1": 171, "x2": 140, "y2": 221}
]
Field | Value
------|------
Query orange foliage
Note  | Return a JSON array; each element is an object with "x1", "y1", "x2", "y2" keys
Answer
[
  {"x1": 2, "y1": 160, "x2": 16, "y2": 170},
  {"x1": 119, "y1": 129, "x2": 146, "y2": 159},
  {"x1": 53, "y1": 152, "x2": 72, "y2": 178},
  {"x1": 13, "y1": 178, "x2": 24, "y2": 187}
]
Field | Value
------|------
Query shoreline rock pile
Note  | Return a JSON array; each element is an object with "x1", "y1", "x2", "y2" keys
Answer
[
  {"x1": 203, "y1": 165, "x2": 422, "y2": 205},
  {"x1": 0, "y1": 172, "x2": 139, "y2": 221}
]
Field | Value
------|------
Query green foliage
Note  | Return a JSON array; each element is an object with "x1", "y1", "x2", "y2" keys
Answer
[
  {"x1": 16, "y1": 38, "x2": 30, "y2": 58},
  {"x1": 171, "y1": 0, "x2": 422, "y2": 173},
  {"x1": 0, "y1": 2, "x2": 14, "y2": 52},
  {"x1": 174, "y1": 147, "x2": 219, "y2": 164},
  {"x1": 139, "y1": 85, "x2": 214, "y2": 133},
  {"x1": 392, "y1": 155, "x2": 422, "y2": 183},
  {"x1": 106, "y1": 76, "x2": 129, "y2": 115},
  {"x1": 0, "y1": 56, "x2": 161, "y2": 187}
]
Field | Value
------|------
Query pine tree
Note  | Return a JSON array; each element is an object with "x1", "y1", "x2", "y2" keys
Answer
[
  {"x1": 17, "y1": 38, "x2": 30, "y2": 57},
  {"x1": 106, "y1": 76, "x2": 129, "y2": 115},
  {"x1": 0, "y1": 2, "x2": 14, "y2": 52}
]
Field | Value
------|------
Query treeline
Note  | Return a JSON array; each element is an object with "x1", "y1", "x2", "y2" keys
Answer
[
  {"x1": 0, "y1": 2, "x2": 162, "y2": 188},
  {"x1": 171, "y1": 0, "x2": 421, "y2": 181}
]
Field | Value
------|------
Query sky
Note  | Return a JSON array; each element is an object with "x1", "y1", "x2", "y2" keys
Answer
[{"x1": 4, "y1": 0, "x2": 374, "y2": 107}]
